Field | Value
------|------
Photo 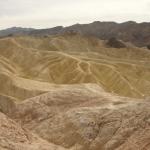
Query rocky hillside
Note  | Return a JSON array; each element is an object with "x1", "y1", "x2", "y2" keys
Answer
[
  {"x1": 0, "y1": 34, "x2": 150, "y2": 99},
  {"x1": 0, "y1": 33, "x2": 150, "y2": 149}
]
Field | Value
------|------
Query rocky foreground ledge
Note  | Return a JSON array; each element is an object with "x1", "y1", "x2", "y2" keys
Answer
[{"x1": 0, "y1": 84, "x2": 150, "y2": 150}]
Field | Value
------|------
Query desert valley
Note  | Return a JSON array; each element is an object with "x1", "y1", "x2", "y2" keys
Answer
[{"x1": 0, "y1": 21, "x2": 150, "y2": 150}]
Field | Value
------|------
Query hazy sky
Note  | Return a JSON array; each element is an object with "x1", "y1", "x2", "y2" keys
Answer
[{"x1": 0, "y1": 0, "x2": 150, "y2": 29}]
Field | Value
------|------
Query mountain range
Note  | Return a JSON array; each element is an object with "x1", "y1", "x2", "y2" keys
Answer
[{"x1": 1, "y1": 21, "x2": 150, "y2": 47}]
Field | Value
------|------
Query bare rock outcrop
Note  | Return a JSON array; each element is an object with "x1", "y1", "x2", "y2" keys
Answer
[{"x1": 9, "y1": 84, "x2": 150, "y2": 150}]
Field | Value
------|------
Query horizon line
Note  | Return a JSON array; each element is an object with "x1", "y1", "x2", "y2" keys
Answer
[{"x1": 1, "y1": 20, "x2": 150, "y2": 31}]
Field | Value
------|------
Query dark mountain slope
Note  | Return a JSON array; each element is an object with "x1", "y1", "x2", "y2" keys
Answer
[
  {"x1": 62, "y1": 21, "x2": 150, "y2": 47},
  {"x1": 0, "y1": 27, "x2": 34, "y2": 37},
  {"x1": 0, "y1": 21, "x2": 150, "y2": 47}
]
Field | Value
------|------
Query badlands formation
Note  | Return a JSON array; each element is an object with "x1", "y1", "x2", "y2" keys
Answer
[{"x1": 0, "y1": 33, "x2": 150, "y2": 150}]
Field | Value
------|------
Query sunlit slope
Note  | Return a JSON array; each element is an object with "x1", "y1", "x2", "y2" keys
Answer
[{"x1": 0, "y1": 34, "x2": 150, "y2": 99}]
